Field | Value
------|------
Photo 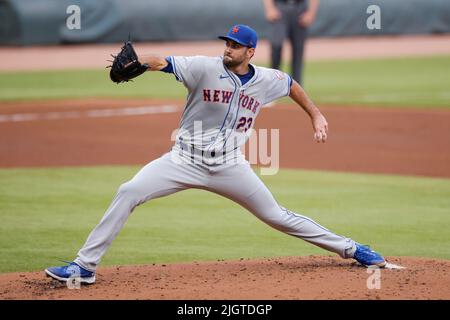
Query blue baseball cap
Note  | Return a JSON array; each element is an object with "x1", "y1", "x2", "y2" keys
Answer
[{"x1": 218, "y1": 24, "x2": 258, "y2": 48}]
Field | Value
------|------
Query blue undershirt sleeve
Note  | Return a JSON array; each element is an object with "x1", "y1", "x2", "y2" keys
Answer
[{"x1": 160, "y1": 57, "x2": 174, "y2": 74}]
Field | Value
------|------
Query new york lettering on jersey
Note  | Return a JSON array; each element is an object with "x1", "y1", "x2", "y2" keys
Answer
[
  {"x1": 202, "y1": 89, "x2": 261, "y2": 114},
  {"x1": 167, "y1": 56, "x2": 291, "y2": 151},
  {"x1": 202, "y1": 89, "x2": 233, "y2": 104}
]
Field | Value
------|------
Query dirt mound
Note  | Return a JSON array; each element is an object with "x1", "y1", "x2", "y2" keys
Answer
[{"x1": 0, "y1": 256, "x2": 448, "y2": 300}]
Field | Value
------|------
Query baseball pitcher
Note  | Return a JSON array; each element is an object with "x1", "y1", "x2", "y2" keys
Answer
[{"x1": 45, "y1": 25, "x2": 386, "y2": 284}]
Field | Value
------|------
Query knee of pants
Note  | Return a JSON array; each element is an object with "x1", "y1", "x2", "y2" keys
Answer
[
  {"x1": 117, "y1": 181, "x2": 146, "y2": 205},
  {"x1": 255, "y1": 205, "x2": 288, "y2": 230}
]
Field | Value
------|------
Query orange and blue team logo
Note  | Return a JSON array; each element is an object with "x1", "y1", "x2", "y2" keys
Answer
[{"x1": 232, "y1": 26, "x2": 239, "y2": 33}]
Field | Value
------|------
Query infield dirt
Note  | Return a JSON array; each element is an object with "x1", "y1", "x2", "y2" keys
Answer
[
  {"x1": 0, "y1": 256, "x2": 449, "y2": 299},
  {"x1": 1, "y1": 98, "x2": 449, "y2": 178}
]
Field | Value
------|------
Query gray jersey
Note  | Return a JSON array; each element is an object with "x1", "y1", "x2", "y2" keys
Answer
[
  {"x1": 169, "y1": 56, "x2": 292, "y2": 155},
  {"x1": 71, "y1": 57, "x2": 358, "y2": 274}
]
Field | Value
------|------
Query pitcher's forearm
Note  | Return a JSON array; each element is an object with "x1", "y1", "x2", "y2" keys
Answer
[
  {"x1": 139, "y1": 55, "x2": 168, "y2": 71},
  {"x1": 289, "y1": 80, "x2": 322, "y2": 119}
]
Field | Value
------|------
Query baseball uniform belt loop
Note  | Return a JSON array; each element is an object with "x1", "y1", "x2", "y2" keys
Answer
[
  {"x1": 201, "y1": 149, "x2": 226, "y2": 158},
  {"x1": 177, "y1": 141, "x2": 225, "y2": 159}
]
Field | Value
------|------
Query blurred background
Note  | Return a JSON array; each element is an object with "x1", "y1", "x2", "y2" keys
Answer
[
  {"x1": 1, "y1": 0, "x2": 450, "y2": 45},
  {"x1": 0, "y1": 0, "x2": 449, "y2": 275}
]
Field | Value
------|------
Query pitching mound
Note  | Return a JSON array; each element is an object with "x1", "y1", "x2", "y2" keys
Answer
[{"x1": 0, "y1": 256, "x2": 449, "y2": 300}]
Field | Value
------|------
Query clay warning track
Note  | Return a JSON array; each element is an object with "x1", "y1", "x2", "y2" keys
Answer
[{"x1": 0, "y1": 99, "x2": 449, "y2": 178}]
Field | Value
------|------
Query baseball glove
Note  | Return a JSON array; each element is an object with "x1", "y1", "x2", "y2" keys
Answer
[{"x1": 108, "y1": 41, "x2": 149, "y2": 83}]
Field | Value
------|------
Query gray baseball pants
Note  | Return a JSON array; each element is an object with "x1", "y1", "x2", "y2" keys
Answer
[{"x1": 75, "y1": 148, "x2": 356, "y2": 271}]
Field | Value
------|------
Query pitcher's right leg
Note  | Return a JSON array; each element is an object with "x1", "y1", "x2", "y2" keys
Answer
[{"x1": 74, "y1": 152, "x2": 199, "y2": 271}]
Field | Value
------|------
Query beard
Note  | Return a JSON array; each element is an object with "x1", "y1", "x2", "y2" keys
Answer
[{"x1": 223, "y1": 55, "x2": 244, "y2": 68}]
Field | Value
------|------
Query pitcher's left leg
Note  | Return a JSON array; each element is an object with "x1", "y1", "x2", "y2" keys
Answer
[{"x1": 207, "y1": 163, "x2": 355, "y2": 259}]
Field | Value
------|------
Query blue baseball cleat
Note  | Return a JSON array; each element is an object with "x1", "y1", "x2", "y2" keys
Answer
[
  {"x1": 45, "y1": 261, "x2": 96, "y2": 284},
  {"x1": 353, "y1": 243, "x2": 386, "y2": 267}
]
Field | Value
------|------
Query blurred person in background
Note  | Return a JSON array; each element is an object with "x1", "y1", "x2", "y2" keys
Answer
[{"x1": 263, "y1": 0, "x2": 320, "y2": 86}]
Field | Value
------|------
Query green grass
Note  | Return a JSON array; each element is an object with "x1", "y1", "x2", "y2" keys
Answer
[
  {"x1": 0, "y1": 69, "x2": 183, "y2": 101},
  {"x1": 0, "y1": 56, "x2": 449, "y2": 108},
  {"x1": 0, "y1": 166, "x2": 449, "y2": 273},
  {"x1": 302, "y1": 55, "x2": 450, "y2": 108}
]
